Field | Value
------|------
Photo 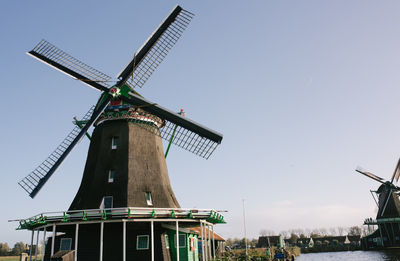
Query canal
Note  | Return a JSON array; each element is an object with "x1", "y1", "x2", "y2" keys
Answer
[{"x1": 296, "y1": 250, "x2": 400, "y2": 260}]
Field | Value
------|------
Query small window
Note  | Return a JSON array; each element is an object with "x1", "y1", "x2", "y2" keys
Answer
[
  {"x1": 108, "y1": 170, "x2": 115, "y2": 183},
  {"x1": 145, "y1": 192, "x2": 153, "y2": 206},
  {"x1": 137, "y1": 235, "x2": 149, "y2": 250},
  {"x1": 165, "y1": 234, "x2": 170, "y2": 249},
  {"x1": 100, "y1": 196, "x2": 113, "y2": 210},
  {"x1": 111, "y1": 137, "x2": 119, "y2": 150},
  {"x1": 60, "y1": 238, "x2": 72, "y2": 251},
  {"x1": 175, "y1": 234, "x2": 186, "y2": 248}
]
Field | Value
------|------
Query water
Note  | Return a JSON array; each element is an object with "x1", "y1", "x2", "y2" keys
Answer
[{"x1": 296, "y1": 250, "x2": 400, "y2": 261}]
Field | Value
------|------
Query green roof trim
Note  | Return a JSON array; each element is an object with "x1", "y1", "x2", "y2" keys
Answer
[{"x1": 12, "y1": 207, "x2": 226, "y2": 231}]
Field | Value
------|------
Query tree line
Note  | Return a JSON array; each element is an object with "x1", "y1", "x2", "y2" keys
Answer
[
  {"x1": 0, "y1": 242, "x2": 33, "y2": 256},
  {"x1": 225, "y1": 225, "x2": 369, "y2": 249},
  {"x1": 260, "y1": 225, "x2": 368, "y2": 238}
]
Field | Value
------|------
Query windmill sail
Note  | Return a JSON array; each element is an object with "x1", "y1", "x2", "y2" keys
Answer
[
  {"x1": 28, "y1": 40, "x2": 111, "y2": 92},
  {"x1": 19, "y1": 95, "x2": 110, "y2": 198},
  {"x1": 356, "y1": 167, "x2": 385, "y2": 183},
  {"x1": 117, "y1": 5, "x2": 194, "y2": 88},
  {"x1": 391, "y1": 157, "x2": 400, "y2": 183},
  {"x1": 120, "y1": 93, "x2": 222, "y2": 159}
]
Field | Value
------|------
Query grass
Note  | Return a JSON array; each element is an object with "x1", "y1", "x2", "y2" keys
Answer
[
  {"x1": 0, "y1": 257, "x2": 19, "y2": 261},
  {"x1": 0, "y1": 256, "x2": 42, "y2": 261}
]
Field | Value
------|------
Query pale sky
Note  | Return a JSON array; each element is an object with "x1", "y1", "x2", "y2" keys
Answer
[{"x1": 2, "y1": 0, "x2": 400, "y2": 245}]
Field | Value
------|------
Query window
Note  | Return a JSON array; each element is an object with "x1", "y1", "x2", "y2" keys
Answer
[
  {"x1": 137, "y1": 235, "x2": 149, "y2": 250},
  {"x1": 100, "y1": 196, "x2": 113, "y2": 210},
  {"x1": 145, "y1": 192, "x2": 153, "y2": 206},
  {"x1": 175, "y1": 234, "x2": 186, "y2": 248},
  {"x1": 60, "y1": 238, "x2": 72, "y2": 251},
  {"x1": 111, "y1": 137, "x2": 119, "y2": 150},
  {"x1": 165, "y1": 234, "x2": 170, "y2": 249},
  {"x1": 108, "y1": 170, "x2": 115, "y2": 183},
  {"x1": 179, "y1": 234, "x2": 186, "y2": 248}
]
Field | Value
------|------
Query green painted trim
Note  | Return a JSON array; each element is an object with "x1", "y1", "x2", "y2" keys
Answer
[
  {"x1": 14, "y1": 208, "x2": 225, "y2": 230},
  {"x1": 165, "y1": 110, "x2": 184, "y2": 158}
]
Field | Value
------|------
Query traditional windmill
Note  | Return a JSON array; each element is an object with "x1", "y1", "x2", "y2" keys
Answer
[
  {"x1": 14, "y1": 6, "x2": 225, "y2": 261},
  {"x1": 356, "y1": 159, "x2": 400, "y2": 249}
]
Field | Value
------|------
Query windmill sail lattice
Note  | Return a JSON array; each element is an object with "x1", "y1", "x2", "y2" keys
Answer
[
  {"x1": 125, "y1": 111, "x2": 219, "y2": 159},
  {"x1": 160, "y1": 120, "x2": 219, "y2": 159},
  {"x1": 119, "y1": 93, "x2": 221, "y2": 159},
  {"x1": 18, "y1": 106, "x2": 95, "y2": 196},
  {"x1": 28, "y1": 40, "x2": 111, "y2": 91},
  {"x1": 119, "y1": 7, "x2": 194, "y2": 89}
]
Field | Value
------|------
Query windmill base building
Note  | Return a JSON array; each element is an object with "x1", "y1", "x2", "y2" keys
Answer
[{"x1": 13, "y1": 5, "x2": 224, "y2": 261}]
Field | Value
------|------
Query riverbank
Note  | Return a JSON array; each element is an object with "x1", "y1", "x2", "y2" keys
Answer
[
  {"x1": 220, "y1": 247, "x2": 300, "y2": 260},
  {"x1": 300, "y1": 245, "x2": 361, "y2": 253}
]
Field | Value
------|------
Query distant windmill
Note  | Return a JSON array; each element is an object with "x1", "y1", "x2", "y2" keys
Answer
[
  {"x1": 356, "y1": 158, "x2": 400, "y2": 249},
  {"x1": 356, "y1": 159, "x2": 400, "y2": 218}
]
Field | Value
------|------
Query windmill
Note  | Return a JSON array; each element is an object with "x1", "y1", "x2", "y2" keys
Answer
[
  {"x1": 18, "y1": 5, "x2": 222, "y2": 200},
  {"x1": 356, "y1": 158, "x2": 400, "y2": 248},
  {"x1": 14, "y1": 6, "x2": 225, "y2": 261}
]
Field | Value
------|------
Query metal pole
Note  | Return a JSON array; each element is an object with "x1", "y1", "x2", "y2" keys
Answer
[
  {"x1": 42, "y1": 227, "x2": 46, "y2": 261},
  {"x1": 243, "y1": 199, "x2": 248, "y2": 260},
  {"x1": 204, "y1": 224, "x2": 208, "y2": 261},
  {"x1": 51, "y1": 223, "x2": 56, "y2": 257},
  {"x1": 151, "y1": 220, "x2": 154, "y2": 261},
  {"x1": 123, "y1": 221, "x2": 126, "y2": 261},
  {"x1": 383, "y1": 223, "x2": 391, "y2": 246},
  {"x1": 29, "y1": 230, "x2": 34, "y2": 261},
  {"x1": 200, "y1": 221, "x2": 205, "y2": 261},
  {"x1": 212, "y1": 225, "x2": 215, "y2": 260},
  {"x1": 391, "y1": 223, "x2": 395, "y2": 245},
  {"x1": 208, "y1": 225, "x2": 211, "y2": 259},
  {"x1": 35, "y1": 229, "x2": 40, "y2": 261},
  {"x1": 176, "y1": 220, "x2": 180, "y2": 261},
  {"x1": 379, "y1": 224, "x2": 384, "y2": 247},
  {"x1": 100, "y1": 222, "x2": 104, "y2": 261},
  {"x1": 75, "y1": 224, "x2": 79, "y2": 261}
]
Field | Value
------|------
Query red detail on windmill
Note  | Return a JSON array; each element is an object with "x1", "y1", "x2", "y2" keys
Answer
[{"x1": 110, "y1": 99, "x2": 122, "y2": 106}]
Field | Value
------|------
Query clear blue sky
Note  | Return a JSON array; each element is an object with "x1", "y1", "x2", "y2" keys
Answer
[{"x1": 2, "y1": 0, "x2": 400, "y2": 245}]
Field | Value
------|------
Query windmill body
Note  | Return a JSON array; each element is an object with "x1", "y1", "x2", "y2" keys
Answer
[
  {"x1": 69, "y1": 110, "x2": 180, "y2": 211},
  {"x1": 375, "y1": 183, "x2": 400, "y2": 219},
  {"x1": 13, "y1": 6, "x2": 225, "y2": 261},
  {"x1": 356, "y1": 161, "x2": 400, "y2": 249}
]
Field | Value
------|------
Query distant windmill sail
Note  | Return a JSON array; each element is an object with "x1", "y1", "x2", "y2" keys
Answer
[
  {"x1": 355, "y1": 167, "x2": 385, "y2": 183},
  {"x1": 391, "y1": 158, "x2": 400, "y2": 183}
]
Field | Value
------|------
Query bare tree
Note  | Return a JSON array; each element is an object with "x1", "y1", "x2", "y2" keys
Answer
[
  {"x1": 337, "y1": 227, "x2": 346, "y2": 236},
  {"x1": 280, "y1": 230, "x2": 289, "y2": 239},
  {"x1": 348, "y1": 226, "x2": 362, "y2": 236},
  {"x1": 361, "y1": 226, "x2": 369, "y2": 237},
  {"x1": 296, "y1": 228, "x2": 305, "y2": 236},
  {"x1": 310, "y1": 228, "x2": 320, "y2": 237},
  {"x1": 319, "y1": 228, "x2": 328, "y2": 236},
  {"x1": 305, "y1": 228, "x2": 311, "y2": 237},
  {"x1": 329, "y1": 227, "x2": 338, "y2": 236},
  {"x1": 260, "y1": 229, "x2": 275, "y2": 236}
]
